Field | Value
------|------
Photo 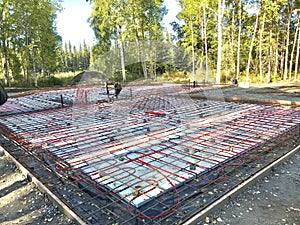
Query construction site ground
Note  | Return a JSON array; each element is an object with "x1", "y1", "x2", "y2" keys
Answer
[
  {"x1": 191, "y1": 82, "x2": 300, "y2": 107},
  {"x1": 0, "y1": 82, "x2": 299, "y2": 225},
  {"x1": 0, "y1": 154, "x2": 75, "y2": 225},
  {"x1": 196, "y1": 151, "x2": 300, "y2": 225}
]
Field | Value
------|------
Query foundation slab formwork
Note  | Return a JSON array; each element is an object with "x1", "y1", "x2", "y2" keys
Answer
[{"x1": 0, "y1": 85, "x2": 299, "y2": 224}]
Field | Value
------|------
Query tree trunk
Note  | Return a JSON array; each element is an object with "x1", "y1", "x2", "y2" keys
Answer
[
  {"x1": 141, "y1": 22, "x2": 148, "y2": 79},
  {"x1": 283, "y1": 17, "x2": 291, "y2": 80},
  {"x1": 267, "y1": 30, "x2": 272, "y2": 83},
  {"x1": 1, "y1": 56, "x2": 10, "y2": 86},
  {"x1": 135, "y1": 24, "x2": 147, "y2": 79},
  {"x1": 149, "y1": 43, "x2": 154, "y2": 79},
  {"x1": 274, "y1": 33, "x2": 279, "y2": 80},
  {"x1": 135, "y1": 37, "x2": 142, "y2": 68},
  {"x1": 22, "y1": 63, "x2": 27, "y2": 84},
  {"x1": 203, "y1": 7, "x2": 209, "y2": 83},
  {"x1": 245, "y1": 10, "x2": 259, "y2": 83},
  {"x1": 150, "y1": 42, "x2": 157, "y2": 80},
  {"x1": 153, "y1": 60, "x2": 157, "y2": 80},
  {"x1": 141, "y1": 42, "x2": 148, "y2": 79},
  {"x1": 294, "y1": 22, "x2": 300, "y2": 82},
  {"x1": 236, "y1": 0, "x2": 242, "y2": 80},
  {"x1": 230, "y1": 7, "x2": 235, "y2": 78},
  {"x1": 1, "y1": 39, "x2": 11, "y2": 86},
  {"x1": 259, "y1": 13, "x2": 265, "y2": 83},
  {"x1": 216, "y1": 0, "x2": 225, "y2": 84},
  {"x1": 280, "y1": 52, "x2": 285, "y2": 78},
  {"x1": 118, "y1": 38, "x2": 126, "y2": 82},
  {"x1": 31, "y1": 48, "x2": 38, "y2": 87},
  {"x1": 289, "y1": 26, "x2": 298, "y2": 81},
  {"x1": 190, "y1": 19, "x2": 195, "y2": 81}
]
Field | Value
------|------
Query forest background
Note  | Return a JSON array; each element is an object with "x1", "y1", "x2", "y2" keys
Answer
[{"x1": 0, "y1": 0, "x2": 300, "y2": 87}]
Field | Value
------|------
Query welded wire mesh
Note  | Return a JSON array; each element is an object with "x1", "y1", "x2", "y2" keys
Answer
[{"x1": 0, "y1": 85, "x2": 299, "y2": 225}]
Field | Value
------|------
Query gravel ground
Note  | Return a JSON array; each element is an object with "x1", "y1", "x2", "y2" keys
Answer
[
  {"x1": 221, "y1": 84, "x2": 300, "y2": 103},
  {"x1": 0, "y1": 154, "x2": 75, "y2": 225},
  {"x1": 192, "y1": 82, "x2": 300, "y2": 105},
  {"x1": 196, "y1": 151, "x2": 300, "y2": 225}
]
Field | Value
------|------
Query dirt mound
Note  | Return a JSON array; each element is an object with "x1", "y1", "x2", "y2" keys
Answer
[{"x1": 70, "y1": 71, "x2": 107, "y2": 86}]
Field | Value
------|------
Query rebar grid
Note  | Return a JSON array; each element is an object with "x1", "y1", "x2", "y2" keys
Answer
[{"x1": 0, "y1": 86, "x2": 299, "y2": 225}]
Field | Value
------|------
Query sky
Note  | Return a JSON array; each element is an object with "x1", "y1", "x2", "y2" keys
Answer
[{"x1": 56, "y1": 0, "x2": 181, "y2": 48}]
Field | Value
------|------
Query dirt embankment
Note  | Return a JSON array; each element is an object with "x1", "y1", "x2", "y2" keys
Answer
[{"x1": 0, "y1": 154, "x2": 75, "y2": 225}]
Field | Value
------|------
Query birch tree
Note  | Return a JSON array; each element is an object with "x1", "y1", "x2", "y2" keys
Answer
[
  {"x1": 176, "y1": 0, "x2": 216, "y2": 82},
  {"x1": 245, "y1": 8, "x2": 259, "y2": 83},
  {"x1": 0, "y1": 0, "x2": 61, "y2": 86},
  {"x1": 259, "y1": 13, "x2": 265, "y2": 82},
  {"x1": 289, "y1": 24, "x2": 298, "y2": 81},
  {"x1": 91, "y1": 0, "x2": 166, "y2": 81},
  {"x1": 236, "y1": 0, "x2": 242, "y2": 80},
  {"x1": 216, "y1": 0, "x2": 225, "y2": 84},
  {"x1": 283, "y1": 2, "x2": 293, "y2": 81},
  {"x1": 294, "y1": 15, "x2": 300, "y2": 81},
  {"x1": 203, "y1": 7, "x2": 209, "y2": 82}
]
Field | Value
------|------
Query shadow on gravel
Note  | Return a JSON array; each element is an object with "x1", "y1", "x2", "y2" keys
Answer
[
  {"x1": 0, "y1": 163, "x2": 17, "y2": 178},
  {"x1": 0, "y1": 179, "x2": 28, "y2": 198}
]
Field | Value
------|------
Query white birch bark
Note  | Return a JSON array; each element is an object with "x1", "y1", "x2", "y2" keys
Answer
[
  {"x1": 236, "y1": 0, "x2": 242, "y2": 80},
  {"x1": 259, "y1": 13, "x2": 265, "y2": 83},
  {"x1": 203, "y1": 7, "x2": 209, "y2": 82},
  {"x1": 245, "y1": 10, "x2": 259, "y2": 83},
  {"x1": 289, "y1": 26, "x2": 298, "y2": 81},
  {"x1": 294, "y1": 22, "x2": 300, "y2": 81},
  {"x1": 284, "y1": 18, "x2": 291, "y2": 80},
  {"x1": 216, "y1": 0, "x2": 225, "y2": 84}
]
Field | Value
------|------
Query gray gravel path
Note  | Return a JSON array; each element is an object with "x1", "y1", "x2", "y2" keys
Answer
[
  {"x1": 196, "y1": 151, "x2": 300, "y2": 225},
  {"x1": 192, "y1": 82, "x2": 300, "y2": 106}
]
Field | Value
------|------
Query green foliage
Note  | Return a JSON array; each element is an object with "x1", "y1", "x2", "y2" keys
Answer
[
  {"x1": 90, "y1": 0, "x2": 167, "y2": 80},
  {"x1": 10, "y1": 75, "x2": 29, "y2": 88},
  {"x1": 56, "y1": 41, "x2": 90, "y2": 73},
  {"x1": 37, "y1": 75, "x2": 73, "y2": 87},
  {"x1": 110, "y1": 61, "x2": 178, "y2": 82},
  {"x1": 173, "y1": 0, "x2": 300, "y2": 84},
  {"x1": 162, "y1": 71, "x2": 189, "y2": 83},
  {"x1": 0, "y1": 0, "x2": 62, "y2": 86},
  {"x1": 2, "y1": 0, "x2": 300, "y2": 87},
  {"x1": 0, "y1": 0, "x2": 91, "y2": 87},
  {"x1": 238, "y1": 72, "x2": 283, "y2": 84}
]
